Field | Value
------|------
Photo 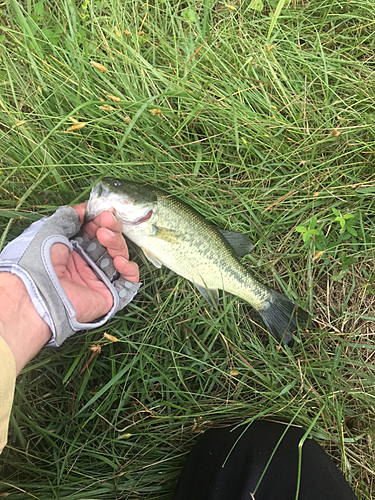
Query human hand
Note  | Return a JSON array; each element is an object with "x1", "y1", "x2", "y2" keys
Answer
[
  {"x1": 52, "y1": 203, "x2": 139, "y2": 324},
  {"x1": 0, "y1": 204, "x2": 140, "y2": 373},
  {"x1": 0, "y1": 203, "x2": 141, "y2": 371}
]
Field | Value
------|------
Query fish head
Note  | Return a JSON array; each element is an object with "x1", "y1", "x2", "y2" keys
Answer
[{"x1": 85, "y1": 178, "x2": 158, "y2": 229}]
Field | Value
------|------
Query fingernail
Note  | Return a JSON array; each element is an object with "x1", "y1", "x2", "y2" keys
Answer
[
  {"x1": 106, "y1": 229, "x2": 115, "y2": 237},
  {"x1": 121, "y1": 256, "x2": 129, "y2": 263}
]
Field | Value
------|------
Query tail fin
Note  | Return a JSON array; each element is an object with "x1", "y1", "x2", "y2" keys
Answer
[{"x1": 258, "y1": 289, "x2": 309, "y2": 345}]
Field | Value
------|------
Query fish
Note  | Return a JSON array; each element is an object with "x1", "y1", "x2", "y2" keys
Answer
[{"x1": 85, "y1": 178, "x2": 309, "y2": 344}]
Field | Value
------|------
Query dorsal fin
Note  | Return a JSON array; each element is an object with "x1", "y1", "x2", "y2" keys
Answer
[{"x1": 216, "y1": 229, "x2": 254, "y2": 258}]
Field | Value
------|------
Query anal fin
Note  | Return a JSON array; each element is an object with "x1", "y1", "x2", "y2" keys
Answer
[{"x1": 195, "y1": 284, "x2": 219, "y2": 307}]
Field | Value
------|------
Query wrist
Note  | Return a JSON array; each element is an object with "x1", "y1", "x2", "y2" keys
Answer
[{"x1": 0, "y1": 272, "x2": 51, "y2": 375}]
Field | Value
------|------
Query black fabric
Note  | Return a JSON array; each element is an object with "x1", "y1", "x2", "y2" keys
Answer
[{"x1": 172, "y1": 420, "x2": 358, "y2": 500}]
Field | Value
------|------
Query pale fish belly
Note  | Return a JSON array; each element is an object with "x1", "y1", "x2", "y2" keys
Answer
[{"x1": 123, "y1": 229, "x2": 268, "y2": 311}]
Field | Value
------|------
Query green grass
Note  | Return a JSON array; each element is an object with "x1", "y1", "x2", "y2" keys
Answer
[{"x1": 1, "y1": 0, "x2": 375, "y2": 498}]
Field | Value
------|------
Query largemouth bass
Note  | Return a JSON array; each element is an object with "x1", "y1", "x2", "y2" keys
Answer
[{"x1": 85, "y1": 178, "x2": 308, "y2": 344}]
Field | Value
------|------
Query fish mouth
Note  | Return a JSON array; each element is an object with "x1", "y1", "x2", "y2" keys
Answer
[
  {"x1": 84, "y1": 180, "x2": 109, "y2": 222},
  {"x1": 91, "y1": 180, "x2": 109, "y2": 199},
  {"x1": 85, "y1": 180, "x2": 155, "y2": 226},
  {"x1": 135, "y1": 209, "x2": 153, "y2": 225}
]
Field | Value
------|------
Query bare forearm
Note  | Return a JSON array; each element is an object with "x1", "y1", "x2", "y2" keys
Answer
[{"x1": 0, "y1": 273, "x2": 51, "y2": 375}]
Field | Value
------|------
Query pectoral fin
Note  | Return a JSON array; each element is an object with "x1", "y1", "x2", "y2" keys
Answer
[
  {"x1": 153, "y1": 227, "x2": 178, "y2": 243},
  {"x1": 141, "y1": 247, "x2": 163, "y2": 268},
  {"x1": 216, "y1": 229, "x2": 254, "y2": 258},
  {"x1": 195, "y1": 284, "x2": 219, "y2": 307}
]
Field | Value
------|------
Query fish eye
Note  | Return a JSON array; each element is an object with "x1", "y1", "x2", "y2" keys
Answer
[{"x1": 112, "y1": 180, "x2": 121, "y2": 188}]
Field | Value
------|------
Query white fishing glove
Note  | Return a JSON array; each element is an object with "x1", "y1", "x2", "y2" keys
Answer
[{"x1": 0, "y1": 206, "x2": 140, "y2": 347}]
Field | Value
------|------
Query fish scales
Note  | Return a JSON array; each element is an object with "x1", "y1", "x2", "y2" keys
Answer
[{"x1": 132, "y1": 192, "x2": 269, "y2": 310}]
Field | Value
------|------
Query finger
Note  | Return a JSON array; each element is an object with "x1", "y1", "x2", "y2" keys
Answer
[
  {"x1": 50, "y1": 242, "x2": 70, "y2": 277},
  {"x1": 96, "y1": 227, "x2": 129, "y2": 261},
  {"x1": 72, "y1": 203, "x2": 87, "y2": 224},
  {"x1": 83, "y1": 211, "x2": 123, "y2": 239},
  {"x1": 113, "y1": 256, "x2": 139, "y2": 283}
]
